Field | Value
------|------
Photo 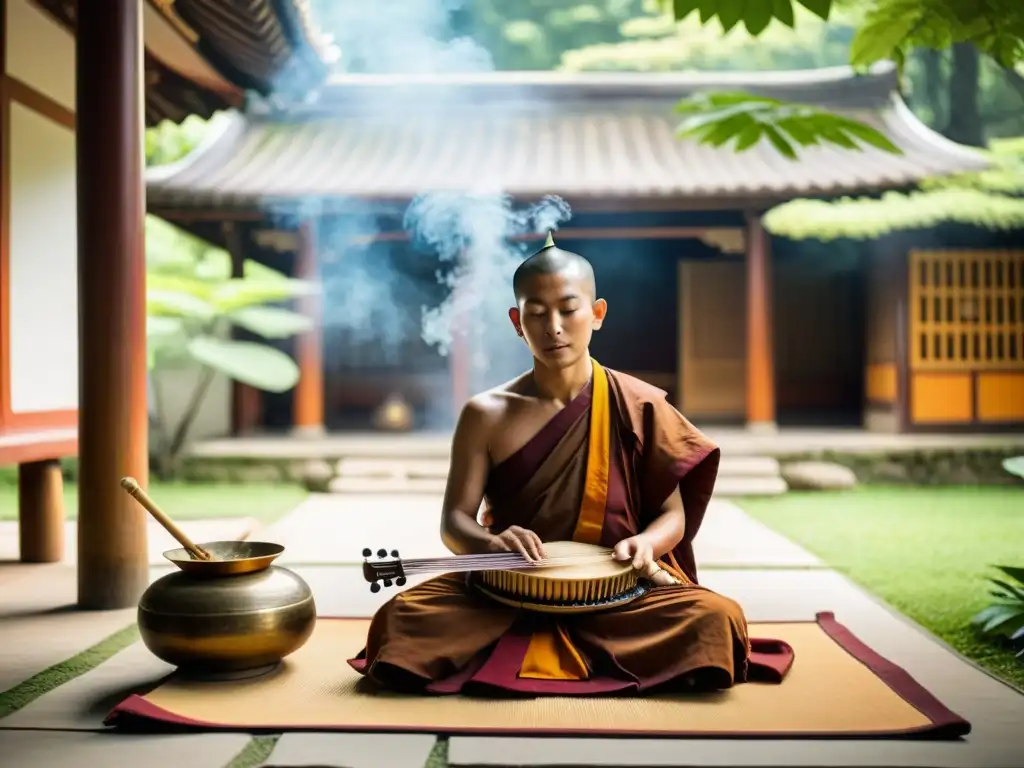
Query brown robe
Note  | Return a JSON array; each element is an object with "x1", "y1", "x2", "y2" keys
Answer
[{"x1": 349, "y1": 367, "x2": 794, "y2": 695}]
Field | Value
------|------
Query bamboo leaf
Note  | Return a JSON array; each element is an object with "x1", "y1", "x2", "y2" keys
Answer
[
  {"x1": 734, "y1": 122, "x2": 764, "y2": 151},
  {"x1": 995, "y1": 565, "x2": 1024, "y2": 584}
]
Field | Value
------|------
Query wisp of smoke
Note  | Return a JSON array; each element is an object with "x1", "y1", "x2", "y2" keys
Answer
[{"x1": 405, "y1": 194, "x2": 572, "y2": 373}]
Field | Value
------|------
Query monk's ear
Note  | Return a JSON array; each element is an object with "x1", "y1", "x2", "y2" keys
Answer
[
  {"x1": 508, "y1": 307, "x2": 524, "y2": 337},
  {"x1": 592, "y1": 298, "x2": 607, "y2": 330}
]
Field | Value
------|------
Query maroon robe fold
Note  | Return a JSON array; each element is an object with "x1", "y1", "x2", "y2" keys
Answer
[{"x1": 348, "y1": 368, "x2": 795, "y2": 695}]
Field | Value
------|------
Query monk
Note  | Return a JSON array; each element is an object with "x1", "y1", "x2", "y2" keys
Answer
[{"x1": 349, "y1": 234, "x2": 792, "y2": 696}]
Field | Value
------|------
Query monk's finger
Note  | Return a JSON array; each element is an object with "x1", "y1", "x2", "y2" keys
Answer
[
  {"x1": 521, "y1": 532, "x2": 544, "y2": 562},
  {"x1": 612, "y1": 540, "x2": 631, "y2": 561},
  {"x1": 527, "y1": 531, "x2": 547, "y2": 560}
]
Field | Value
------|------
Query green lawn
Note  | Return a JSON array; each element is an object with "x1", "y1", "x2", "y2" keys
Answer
[
  {"x1": 0, "y1": 480, "x2": 307, "y2": 526},
  {"x1": 736, "y1": 486, "x2": 1024, "y2": 690}
]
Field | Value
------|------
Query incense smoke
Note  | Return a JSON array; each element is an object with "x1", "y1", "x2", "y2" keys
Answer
[{"x1": 264, "y1": 0, "x2": 573, "y2": 425}]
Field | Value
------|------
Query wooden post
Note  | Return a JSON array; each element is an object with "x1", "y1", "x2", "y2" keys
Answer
[
  {"x1": 745, "y1": 211, "x2": 777, "y2": 432},
  {"x1": 292, "y1": 220, "x2": 324, "y2": 436},
  {"x1": 75, "y1": 0, "x2": 150, "y2": 609},
  {"x1": 224, "y1": 222, "x2": 262, "y2": 435},
  {"x1": 18, "y1": 460, "x2": 65, "y2": 563}
]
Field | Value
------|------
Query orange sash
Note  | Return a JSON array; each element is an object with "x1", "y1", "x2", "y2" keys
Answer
[{"x1": 519, "y1": 359, "x2": 610, "y2": 680}]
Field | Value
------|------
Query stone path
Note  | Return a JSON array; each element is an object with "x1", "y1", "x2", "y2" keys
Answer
[{"x1": 1, "y1": 491, "x2": 1023, "y2": 767}]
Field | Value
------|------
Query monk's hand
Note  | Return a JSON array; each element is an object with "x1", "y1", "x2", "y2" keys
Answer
[
  {"x1": 612, "y1": 534, "x2": 654, "y2": 573},
  {"x1": 489, "y1": 525, "x2": 546, "y2": 563}
]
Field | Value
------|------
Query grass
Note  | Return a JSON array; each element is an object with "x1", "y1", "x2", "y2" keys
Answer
[
  {"x1": 736, "y1": 485, "x2": 1024, "y2": 690},
  {"x1": 0, "y1": 479, "x2": 308, "y2": 526}
]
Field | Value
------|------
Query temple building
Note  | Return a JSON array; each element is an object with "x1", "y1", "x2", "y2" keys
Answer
[
  {"x1": 0, "y1": 0, "x2": 329, "y2": 598},
  {"x1": 144, "y1": 62, "x2": 1023, "y2": 435}
]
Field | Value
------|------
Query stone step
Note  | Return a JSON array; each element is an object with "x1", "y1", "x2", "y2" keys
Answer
[
  {"x1": 718, "y1": 455, "x2": 780, "y2": 477},
  {"x1": 713, "y1": 475, "x2": 788, "y2": 497},
  {"x1": 328, "y1": 476, "x2": 448, "y2": 494}
]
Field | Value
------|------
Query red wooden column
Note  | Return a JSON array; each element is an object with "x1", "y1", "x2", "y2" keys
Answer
[
  {"x1": 292, "y1": 221, "x2": 324, "y2": 435},
  {"x1": 19, "y1": 460, "x2": 64, "y2": 563},
  {"x1": 745, "y1": 211, "x2": 777, "y2": 432},
  {"x1": 75, "y1": 0, "x2": 150, "y2": 608}
]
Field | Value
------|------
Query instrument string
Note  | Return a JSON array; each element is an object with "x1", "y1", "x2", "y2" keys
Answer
[{"x1": 396, "y1": 549, "x2": 616, "y2": 576}]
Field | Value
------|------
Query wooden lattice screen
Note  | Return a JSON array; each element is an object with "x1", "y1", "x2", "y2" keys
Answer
[{"x1": 909, "y1": 250, "x2": 1024, "y2": 372}]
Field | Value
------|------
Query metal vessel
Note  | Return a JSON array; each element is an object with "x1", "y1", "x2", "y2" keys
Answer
[{"x1": 121, "y1": 479, "x2": 317, "y2": 680}]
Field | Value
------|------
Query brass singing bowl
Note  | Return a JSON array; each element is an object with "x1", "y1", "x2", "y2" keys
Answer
[
  {"x1": 138, "y1": 564, "x2": 317, "y2": 679},
  {"x1": 163, "y1": 540, "x2": 285, "y2": 576}
]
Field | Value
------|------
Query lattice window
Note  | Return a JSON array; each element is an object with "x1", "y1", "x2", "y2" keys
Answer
[{"x1": 909, "y1": 250, "x2": 1024, "y2": 371}]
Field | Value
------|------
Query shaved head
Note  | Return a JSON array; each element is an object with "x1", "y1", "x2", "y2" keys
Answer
[{"x1": 512, "y1": 233, "x2": 596, "y2": 302}]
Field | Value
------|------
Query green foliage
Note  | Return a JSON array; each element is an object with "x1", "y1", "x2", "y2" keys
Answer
[
  {"x1": 145, "y1": 115, "x2": 212, "y2": 167},
  {"x1": 655, "y1": 0, "x2": 1024, "y2": 156},
  {"x1": 763, "y1": 189, "x2": 1024, "y2": 240},
  {"x1": 675, "y1": 91, "x2": 901, "y2": 159},
  {"x1": 763, "y1": 138, "x2": 1024, "y2": 239},
  {"x1": 561, "y1": 3, "x2": 856, "y2": 72},
  {"x1": 146, "y1": 216, "x2": 316, "y2": 471},
  {"x1": 654, "y1": 0, "x2": 835, "y2": 36},
  {"x1": 850, "y1": 0, "x2": 1024, "y2": 70},
  {"x1": 971, "y1": 565, "x2": 1024, "y2": 658}
]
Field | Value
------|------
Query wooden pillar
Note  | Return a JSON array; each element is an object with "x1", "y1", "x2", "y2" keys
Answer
[
  {"x1": 745, "y1": 211, "x2": 777, "y2": 432},
  {"x1": 224, "y1": 222, "x2": 262, "y2": 435},
  {"x1": 18, "y1": 460, "x2": 65, "y2": 563},
  {"x1": 75, "y1": 0, "x2": 150, "y2": 609},
  {"x1": 292, "y1": 221, "x2": 324, "y2": 436}
]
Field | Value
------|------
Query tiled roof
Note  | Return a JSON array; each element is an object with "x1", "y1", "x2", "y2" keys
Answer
[{"x1": 146, "y1": 64, "x2": 989, "y2": 207}]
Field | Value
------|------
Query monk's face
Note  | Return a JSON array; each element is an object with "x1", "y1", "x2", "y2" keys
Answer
[{"x1": 508, "y1": 271, "x2": 606, "y2": 368}]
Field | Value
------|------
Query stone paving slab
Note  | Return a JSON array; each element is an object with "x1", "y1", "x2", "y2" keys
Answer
[
  {"x1": 0, "y1": 563, "x2": 137, "y2": 693},
  {"x1": 0, "y1": 637, "x2": 172, "y2": 730},
  {"x1": 0, "y1": 517, "x2": 260, "y2": 565},
  {"x1": 449, "y1": 568, "x2": 1024, "y2": 768},
  {"x1": 1, "y1": 729, "x2": 251, "y2": 768},
  {"x1": 261, "y1": 494, "x2": 819, "y2": 569},
  {"x1": 260, "y1": 733, "x2": 436, "y2": 768}
]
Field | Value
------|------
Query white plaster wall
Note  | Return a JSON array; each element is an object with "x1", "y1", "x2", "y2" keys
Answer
[
  {"x1": 152, "y1": 366, "x2": 233, "y2": 442},
  {"x1": 4, "y1": 0, "x2": 75, "y2": 111},
  {"x1": 7, "y1": 102, "x2": 79, "y2": 413}
]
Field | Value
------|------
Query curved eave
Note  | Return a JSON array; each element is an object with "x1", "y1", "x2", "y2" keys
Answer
[{"x1": 145, "y1": 82, "x2": 991, "y2": 211}]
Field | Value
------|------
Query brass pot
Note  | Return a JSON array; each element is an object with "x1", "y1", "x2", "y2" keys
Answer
[{"x1": 138, "y1": 565, "x2": 316, "y2": 680}]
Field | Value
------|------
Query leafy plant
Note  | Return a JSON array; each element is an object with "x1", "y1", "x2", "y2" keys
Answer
[
  {"x1": 146, "y1": 215, "x2": 316, "y2": 475},
  {"x1": 675, "y1": 90, "x2": 902, "y2": 159},
  {"x1": 971, "y1": 565, "x2": 1024, "y2": 658},
  {"x1": 658, "y1": 0, "x2": 1024, "y2": 156},
  {"x1": 761, "y1": 135, "x2": 1023, "y2": 239}
]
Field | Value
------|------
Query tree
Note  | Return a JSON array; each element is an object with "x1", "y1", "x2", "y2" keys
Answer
[
  {"x1": 665, "y1": 0, "x2": 1024, "y2": 157},
  {"x1": 145, "y1": 216, "x2": 316, "y2": 476}
]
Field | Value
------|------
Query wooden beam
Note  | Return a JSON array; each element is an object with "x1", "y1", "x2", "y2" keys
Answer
[
  {"x1": 744, "y1": 211, "x2": 776, "y2": 431},
  {"x1": 292, "y1": 220, "x2": 324, "y2": 435},
  {"x1": 76, "y1": 0, "x2": 149, "y2": 609},
  {"x1": 18, "y1": 459, "x2": 64, "y2": 563}
]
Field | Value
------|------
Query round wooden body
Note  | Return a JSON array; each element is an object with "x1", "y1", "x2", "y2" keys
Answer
[{"x1": 473, "y1": 541, "x2": 650, "y2": 614}]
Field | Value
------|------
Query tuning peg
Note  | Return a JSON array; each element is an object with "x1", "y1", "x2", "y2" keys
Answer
[
  {"x1": 377, "y1": 548, "x2": 387, "y2": 558},
  {"x1": 362, "y1": 548, "x2": 371, "y2": 558},
  {"x1": 391, "y1": 549, "x2": 399, "y2": 557},
  {"x1": 396, "y1": 576, "x2": 407, "y2": 587},
  {"x1": 370, "y1": 582, "x2": 381, "y2": 593},
  {"x1": 383, "y1": 578, "x2": 393, "y2": 588}
]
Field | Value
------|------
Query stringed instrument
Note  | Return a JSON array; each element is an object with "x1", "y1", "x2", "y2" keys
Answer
[{"x1": 361, "y1": 540, "x2": 651, "y2": 615}]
